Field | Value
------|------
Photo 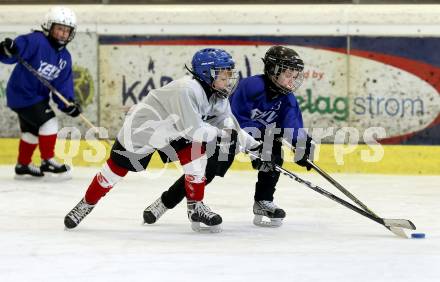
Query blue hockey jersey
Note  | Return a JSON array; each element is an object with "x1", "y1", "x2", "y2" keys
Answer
[
  {"x1": 0, "y1": 31, "x2": 74, "y2": 110},
  {"x1": 230, "y1": 74, "x2": 306, "y2": 145}
]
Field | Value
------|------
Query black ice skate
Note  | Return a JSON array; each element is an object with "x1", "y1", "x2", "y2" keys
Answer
[
  {"x1": 187, "y1": 200, "x2": 222, "y2": 233},
  {"x1": 64, "y1": 198, "x2": 95, "y2": 229},
  {"x1": 143, "y1": 197, "x2": 168, "y2": 224},
  {"x1": 253, "y1": 200, "x2": 286, "y2": 227},
  {"x1": 41, "y1": 158, "x2": 72, "y2": 181},
  {"x1": 14, "y1": 163, "x2": 44, "y2": 179}
]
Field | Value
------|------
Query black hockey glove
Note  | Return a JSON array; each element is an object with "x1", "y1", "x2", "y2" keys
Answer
[
  {"x1": 249, "y1": 143, "x2": 276, "y2": 173},
  {"x1": 0, "y1": 38, "x2": 18, "y2": 58},
  {"x1": 294, "y1": 135, "x2": 315, "y2": 171},
  {"x1": 62, "y1": 101, "x2": 82, "y2": 117}
]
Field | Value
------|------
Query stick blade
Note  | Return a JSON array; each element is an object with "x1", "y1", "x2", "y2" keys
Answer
[
  {"x1": 388, "y1": 227, "x2": 409, "y2": 238},
  {"x1": 383, "y1": 219, "x2": 416, "y2": 230}
]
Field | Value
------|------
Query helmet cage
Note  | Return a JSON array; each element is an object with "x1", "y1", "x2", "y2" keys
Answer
[
  {"x1": 263, "y1": 46, "x2": 305, "y2": 94},
  {"x1": 210, "y1": 67, "x2": 239, "y2": 99},
  {"x1": 269, "y1": 62, "x2": 304, "y2": 94}
]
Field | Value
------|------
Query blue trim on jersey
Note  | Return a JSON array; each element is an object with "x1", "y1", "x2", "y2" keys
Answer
[
  {"x1": 0, "y1": 31, "x2": 74, "y2": 110},
  {"x1": 230, "y1": 75, "x2": 305, "y2": 145}
]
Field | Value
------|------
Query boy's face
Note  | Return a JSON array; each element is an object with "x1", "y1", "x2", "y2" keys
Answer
[
  {"x1": 276, "y1": 68, "x2": 301, "y2": 91},
  {"x1": 213, "y1": 69, "x2": 232, "y2": 90},
  {"x1": 212, "y1": 69, "x2": 237, "y2": 97},
  {"x1": 50, "y1": 24, "x2": 72, "y2": 43}
]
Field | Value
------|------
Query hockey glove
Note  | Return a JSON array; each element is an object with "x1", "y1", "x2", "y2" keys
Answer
[
  {"x1": 294, "y1": 135, "x2": 315, "y2": 171},
  {"x1": 62, "y1": 101, "x2": 82, "y2": 117},
  {"x1": 0, "y1": 38, "x2": 18, "y2": 58},
  {"x1": 249, "y1": 143, "x2": 276, "y2": 173}
]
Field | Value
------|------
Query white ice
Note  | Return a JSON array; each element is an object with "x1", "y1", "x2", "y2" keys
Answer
[{"x1": 0, "y1": 165, "x2": 439, "y2": 282}]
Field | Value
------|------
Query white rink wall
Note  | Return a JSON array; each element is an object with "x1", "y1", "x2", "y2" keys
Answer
[{"x1": 2, "y1": 5, "x2": 440, "y2": 35}]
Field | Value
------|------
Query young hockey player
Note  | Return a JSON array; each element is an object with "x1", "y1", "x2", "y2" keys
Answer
[
  {"x1": 64, "y1": 48, "x2": 261, "y2": 233},
  {"x1": 0, "y1": 6, "x2": 81, "y2": 180},
  {"x1": 143, "y1": 45, "x2": 315, "y2": 228}
]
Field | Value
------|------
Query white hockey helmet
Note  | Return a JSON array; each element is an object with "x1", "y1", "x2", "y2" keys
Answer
[{"x1": 41, "y1": 6, "x2": 77, "y2": 44}]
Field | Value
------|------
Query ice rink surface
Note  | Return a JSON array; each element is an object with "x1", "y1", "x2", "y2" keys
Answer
[{"x1": 0, "y1": 165, "x2": 438, "y2": 282}]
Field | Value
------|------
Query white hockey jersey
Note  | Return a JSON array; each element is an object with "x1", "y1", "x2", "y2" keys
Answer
[{"x1": 117, "y1": 76, "x2": 258, "y2": 154}]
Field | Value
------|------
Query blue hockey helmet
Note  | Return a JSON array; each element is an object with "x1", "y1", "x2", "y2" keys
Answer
[{"x1": 191, "y1": 48, "x2": 237, "y2": 98}]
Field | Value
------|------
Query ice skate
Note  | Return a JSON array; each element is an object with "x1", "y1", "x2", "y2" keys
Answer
[
  {"x1": 187, "y1": 201, "x2": 222, "y2": 233},
  {"x1": 41, "y1": 158, "x2": 72, "y2": 181},
  {"x1": 253, "y1": 200, "x2": 286, "y2": 227},
  {"x1": 14, "y1": 163, "x2": 44, "y2": 180},
  {"x1": 143, "y1": 197, "x2": 168, "y2": 224},
  {"x1": 64, "y1": 198, "x2": 95, "y2": 229}
]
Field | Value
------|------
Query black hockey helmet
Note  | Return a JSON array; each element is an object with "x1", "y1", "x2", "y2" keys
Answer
[{"x1": 263, "y1": 46, "x2": 304, "y2": 94}]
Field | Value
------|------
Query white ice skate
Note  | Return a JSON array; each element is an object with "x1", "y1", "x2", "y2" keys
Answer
[
  {"x1": 187, "y1": 201, "x2": 222, "y2": 233},
  {"x1": 253, "y1": 200, "x2": 286, "y2": 227}
]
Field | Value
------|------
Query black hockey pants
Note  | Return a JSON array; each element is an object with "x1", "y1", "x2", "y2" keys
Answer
[{"x1": 160, "y1": 132, "x2": 283, "y2": 209}]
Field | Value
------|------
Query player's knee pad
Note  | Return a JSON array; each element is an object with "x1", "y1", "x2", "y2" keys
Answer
[
  {"x1": 21, "y1": 132, "x2": 39, "y2": 144},
  {"x1": 39, "y1": 117, "x2": 58, "y2": 135}
]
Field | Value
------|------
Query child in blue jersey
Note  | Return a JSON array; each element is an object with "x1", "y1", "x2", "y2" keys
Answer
[
  {"x1": 143, "y1": 46, "x2": 315, "y2": 228},
  {"x1": 0, "y1": 6, "x2": 82, "y2": 179},
  {"x1": 230, "y1": 46, "x2": 315, "y2": 227}
]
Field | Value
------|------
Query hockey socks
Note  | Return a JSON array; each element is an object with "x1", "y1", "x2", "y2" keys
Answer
[
  {"x1": 38, "y1": 134, "x2": 57, "y2": 160},
  {"x1": 184, "y1": 175, "x2": 206, "y2": 201},
  {"x1": 17, "y1": 136, "x2": 38, "y2": 166},
  {"x1": 84, "y1": 159, "x2": 128, "y2": 205},
  {"x1": 15, "y1": 134, "x2": 42, "y2": 179}
]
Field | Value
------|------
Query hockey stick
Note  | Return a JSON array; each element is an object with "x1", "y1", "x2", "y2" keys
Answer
[
  {"x1": 247, "y1": 150, "x2": 416, "y2": 238},
  {"x1": 280, "y1": 139, "x2": 381, "y2": 216},
  {"x1": 279, "y1": 139, "x2": 416, "y2": 237},
  {"x1": 16, "y1": 54, "x2": 112, "y2": 146},
  {"x1": 280, "y1": 138, "x2": 418, "y2": 236}
]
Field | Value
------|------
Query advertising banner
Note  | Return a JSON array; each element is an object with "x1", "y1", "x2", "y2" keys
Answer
[{"x1": 99, "y1": 35, "x2": 440, "y2": 144}]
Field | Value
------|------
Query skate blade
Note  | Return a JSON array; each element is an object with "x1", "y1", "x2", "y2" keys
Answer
[
  {"x1": 253, "y1": 215, "x2": 283, "y2": 228},
  {"x1": 191, "y1": 222, "x2": 222, "y2": 233},
  {"x1": 14, "y1": 174, "x2": 44, "y2": 181},
  {"x1": 43, "y1": 171, "x2": 72, "y2": 182}
]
